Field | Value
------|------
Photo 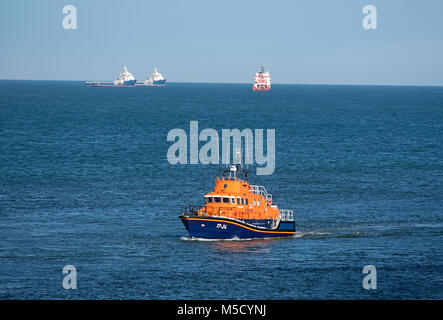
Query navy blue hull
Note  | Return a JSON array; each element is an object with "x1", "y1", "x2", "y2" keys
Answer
[
  {"x1": 152, "y1": 79, "x2": 166, "y2": 85},
  {"x1": 120, "y1": 80, "x2": 137, "y2": 85},
  {"x1": 180, "y1": 216, "x2": 295, "y2": 239}
]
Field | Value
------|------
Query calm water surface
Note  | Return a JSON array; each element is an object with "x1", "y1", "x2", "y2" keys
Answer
[{"x1": 0, "y1": 81, "x2": 442, "y2": 299}]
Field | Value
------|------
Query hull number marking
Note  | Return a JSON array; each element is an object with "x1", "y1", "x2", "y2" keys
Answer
[{"x1": 216, "y1": 223, "x2": 227, "y2": 230}]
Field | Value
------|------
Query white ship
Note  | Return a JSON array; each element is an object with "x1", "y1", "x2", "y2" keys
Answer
[
  {"x1": 144, "y1": 68, "x2": 166, "y2": 85},
  {"x1": 113, "y1": 66, "x2": 136, "y2": 86},
  {"x1": 252, "y1": 66, "x2": 271, "y2": 91},
  {"x1": 86, "y1": 65, "x2": 137, "y2": 87}
]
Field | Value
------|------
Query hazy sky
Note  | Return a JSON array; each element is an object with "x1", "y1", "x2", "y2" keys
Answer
[{"x1": 1, "y1": 0, "x2": 442, "y2": 85}]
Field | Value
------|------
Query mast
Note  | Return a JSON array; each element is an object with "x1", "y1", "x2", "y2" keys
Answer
[
  {"x1": 245, "y1": 135, "x2": 249, "y2": 179},
  {"x1": 223, "y1": 147, "x2": 248, "y2": 181}
]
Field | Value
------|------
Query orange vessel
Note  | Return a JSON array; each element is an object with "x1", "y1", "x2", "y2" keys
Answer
[{"x1": 179, "y1": 164, "x2": 295, "y2": 239}]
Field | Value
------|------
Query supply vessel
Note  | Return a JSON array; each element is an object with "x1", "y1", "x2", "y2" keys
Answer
[
  {"x1": 252, "y1": 66, "x2": 271, "y2": 91},
  {"x1": 86, "y1": 66, "x2": 136, "y2": 86},
  {"x1": 179, "y1": 161, "x2": 295, "y2": 239},
  {"x1": 144, "y1": 67, "x2": 166, "y2": 86}
]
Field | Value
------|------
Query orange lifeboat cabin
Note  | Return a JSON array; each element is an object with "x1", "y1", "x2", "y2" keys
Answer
[{"x1": 179, "y1": 164, "x2": 295, "y2": 239}]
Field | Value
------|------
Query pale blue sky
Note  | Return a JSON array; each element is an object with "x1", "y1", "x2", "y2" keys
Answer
[{"x1": 1, "y1": 0, "x2": 442, "y2": 85}]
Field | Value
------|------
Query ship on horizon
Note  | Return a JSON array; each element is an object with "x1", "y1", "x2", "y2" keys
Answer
[
  {"x1": 86, "y1": 66, "x2": 137, "y2": 87},
  {"x1": 252, "y1": 66, "x2": 271, "y2": 91},
  {"x1": 114, "y1": 66, "x2": 137, "y2": 86},
  {"x1": 86, "y1": 66, "x2": 167, "y2": 87},
  {"x1": 144, "y1": 67, "x2": 166, "y2": 86}
]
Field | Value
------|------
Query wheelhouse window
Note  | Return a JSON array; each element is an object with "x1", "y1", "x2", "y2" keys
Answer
[
  {"x1": 214, "y1": 197, "x2": 221, "y2": 203},
  {"x1": 245, "y1": 198, "x2": 249, "y2": 205},
  {"x1": 237, "y1": 197, "x2": 241, "y2": 204},
  {"x1": 223, "y1": 197, "x2": 230, "y2": 203},
  {"x1": 231, "y1": 197, "x2": 235, "y2": 204},
  {"x1": 253, "y1": 199, "x2": 256, "y2": 206},
  {"x1": 206, "y1": 197, "x2": 213, "y2": 203},
  {"x1": 240, "y1": 198, "x2": 244, "y2": 205}
]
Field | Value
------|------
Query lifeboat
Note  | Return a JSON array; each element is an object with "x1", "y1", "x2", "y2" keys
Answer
[{"x1": 179, "y1": 164, "x2": 295, "y2": 239}]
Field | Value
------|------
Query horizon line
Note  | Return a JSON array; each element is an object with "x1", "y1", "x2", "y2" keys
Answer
[{"x1": 0, "y1": 78, "x2": 442, "y2": 88}]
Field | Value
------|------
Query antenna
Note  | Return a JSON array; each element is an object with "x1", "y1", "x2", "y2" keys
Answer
[
  {"x1": 233, "y1": 148, "x2": 242, "y2": 180},
  {"x1": 225, "y1": 145, "x2": 229, "y2": 168},
  {"x1": 235, "y1": 147, "x2": 242, "y2": 166},
  {"x1": 246, "y1": 135, "x2": 249, "y2": 171}
]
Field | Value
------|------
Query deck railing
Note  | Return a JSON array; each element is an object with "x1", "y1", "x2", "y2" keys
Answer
[
  {"x1": 249, "y1": 185, "x2": 272, "y2": 202},
  {"x1": 279, "y1": 209, "x2": 294, "y2": 221},
  {"x1": 183, "y1": 206, "x2": 268, "y2": 222}
]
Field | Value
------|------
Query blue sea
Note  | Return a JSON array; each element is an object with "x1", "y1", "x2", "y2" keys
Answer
[{"x1": 0, "y1": 80, "x2": 442, "y2": 299}]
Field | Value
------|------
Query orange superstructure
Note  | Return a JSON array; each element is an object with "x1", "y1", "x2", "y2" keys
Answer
[{"x1": 197, "y1": 175, "x2": 279, "y2": 221}]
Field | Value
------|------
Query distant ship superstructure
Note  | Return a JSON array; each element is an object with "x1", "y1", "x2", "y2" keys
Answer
[
  {"x1": 114, "y1": 66, "x2": 136, "y2": 86},
  {"x1": 144, "y1": 68, "x2": 166, "y2": 86},
  {"x1": 252, "y1": 66, "x2": 271, "y2": 91}
]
